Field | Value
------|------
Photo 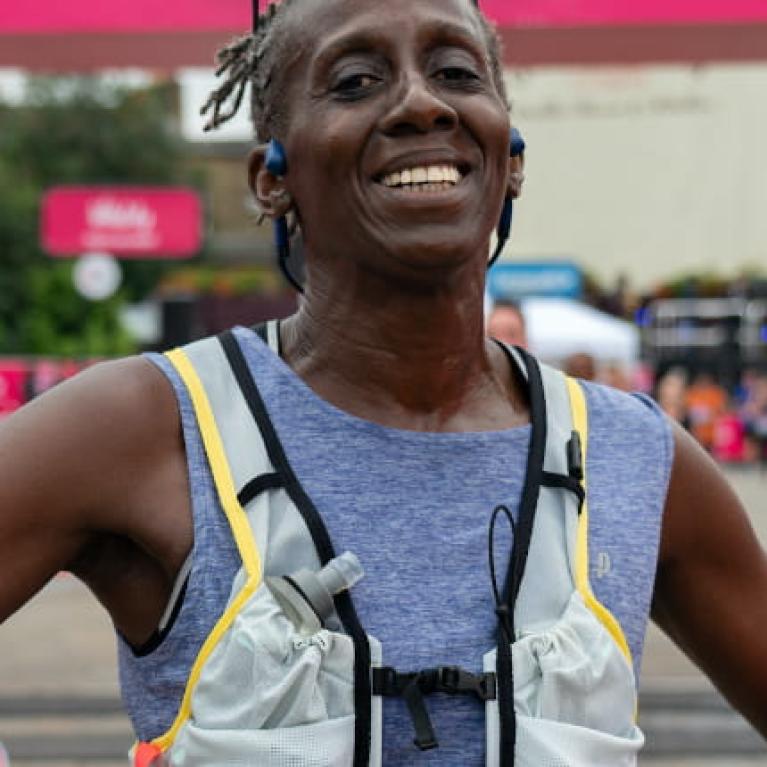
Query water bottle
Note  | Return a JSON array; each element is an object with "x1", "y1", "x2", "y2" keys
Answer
[{"x1": 267, "y1": 552, "x2": 364, "y2": 636}]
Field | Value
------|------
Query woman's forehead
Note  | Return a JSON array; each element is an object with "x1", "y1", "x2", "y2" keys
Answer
[
  {"x1": 282, "y1": 0, "x2": 484, "y2": 62},
  {"x1": 263, "y1": 0, "x2": 478, "y2": 18}
]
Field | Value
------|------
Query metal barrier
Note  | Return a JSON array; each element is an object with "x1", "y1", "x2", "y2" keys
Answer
[{"x1": 643, "y1": 297, "x2": 767, "y2": 383}]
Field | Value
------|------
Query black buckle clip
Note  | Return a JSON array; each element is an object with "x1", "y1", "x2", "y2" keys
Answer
[
  {"x1": 371, "y1": 665, "x2": 497, "y2": 752},
  {"x1": 567, "y1": 430, "x2": 584, "y2": 481},
  {"x1": 436, "y1": 666, "x2": 497, "y2": 701},
  {"x1": 373, "y1": 665, "x2": 400, "y2": 696}
]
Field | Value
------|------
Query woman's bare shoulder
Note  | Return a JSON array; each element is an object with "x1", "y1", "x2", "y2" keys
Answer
[{"x1": 0, "y1": 355, "x2": 187, "y2": 624}]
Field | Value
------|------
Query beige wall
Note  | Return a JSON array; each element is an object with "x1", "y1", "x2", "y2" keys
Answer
[{"x1": 504, "y1": 64, "x2": 767, "y2": 290}]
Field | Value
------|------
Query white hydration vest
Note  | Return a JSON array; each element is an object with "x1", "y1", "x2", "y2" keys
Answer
[{"x1": 132, "y1": 322, "x2": 644, "y2": 767}]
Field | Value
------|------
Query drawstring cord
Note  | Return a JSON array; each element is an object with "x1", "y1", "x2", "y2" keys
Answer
[
  {"x1": 489, "y1": 503, "x2": 518, "y2": 767},
  {"x1": 489, "y1": 504, "x2": 516, "y2": 643}
]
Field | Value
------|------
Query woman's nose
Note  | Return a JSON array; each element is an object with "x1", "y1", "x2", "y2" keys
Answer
[{"x1": 379, "y1": 72, "x2": 458, "y2": 137}]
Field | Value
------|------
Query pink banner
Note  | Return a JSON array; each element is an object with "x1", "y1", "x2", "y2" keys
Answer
[
  {"x1": 482, "y1": 0, "x2": 767, "y2": 27},
  {"x1": 0, "y1": 361, "x2": 27, "y2": 416},
  {"x1": 4, "y1": 0, "x2": 767, "y2": 34},
  {"x1": 41, "y1": 186, "x2": 202, "y2": 258},
  {"x1": 0, "y1": 1, "x2": 247, "y2": 33},
  {"x1": 0, "y1": 359, "x2": 95, "y2": 416}
]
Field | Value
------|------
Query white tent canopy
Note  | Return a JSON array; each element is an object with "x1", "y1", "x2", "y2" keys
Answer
[{"x1": 521, "y1": 298, "x2": 640, "y2": 364}]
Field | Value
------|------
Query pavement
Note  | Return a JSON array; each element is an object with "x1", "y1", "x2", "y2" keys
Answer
[
  {"x1": 1, "y1": 467, "x2": 766, "y2": 765},
  {"x1": 639, "y1": 467, "x2": 767, "y2": 766}
]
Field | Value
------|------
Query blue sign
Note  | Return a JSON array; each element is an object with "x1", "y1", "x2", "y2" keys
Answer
[{"x1": 487, "y1": 261, "x2": 583, "y2": 300}]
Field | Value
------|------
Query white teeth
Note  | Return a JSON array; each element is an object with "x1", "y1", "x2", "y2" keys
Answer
[
  {"x1": 383, "y1": 172, "x2": 401, "y2": 187},
  {"x1": 393, "y1": 182, "x2": 457, "y2": 192},
  {"x1": 426, "y1": 166, "x2": 442, "y2": 182},
  {"x1": 380, "y1": 164, "x2": 462, "y2": 189}
]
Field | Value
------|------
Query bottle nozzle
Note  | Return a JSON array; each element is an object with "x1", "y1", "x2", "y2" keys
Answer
[
  {"x1": 267, "y1": 551, "x2": 365, "y2": 635},
  {"x1": 316, "y1": 551, "x2": 364, "y2": 597}
]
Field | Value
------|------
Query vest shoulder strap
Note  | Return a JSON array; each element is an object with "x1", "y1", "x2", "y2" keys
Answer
[
  {"x1": 176, "y1": 334, "x2": 275, "y2": 491},
  {"x1": 514, "y1": 361, "x2": 584, "y2": 631}
]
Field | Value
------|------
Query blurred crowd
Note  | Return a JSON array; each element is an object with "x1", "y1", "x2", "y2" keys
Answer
[
  {"x1": 487, "y1": 300, "x2": 767, "y2": 465},
  {"x1": 556, "y1": 360, "x2": 767, "y2": 466},
  {"x1": 656, "y1": 367, "x2": 767, "y2": 464},
  {"x1": 560, "y1": 360, "x2": 767, "y2": 465}
]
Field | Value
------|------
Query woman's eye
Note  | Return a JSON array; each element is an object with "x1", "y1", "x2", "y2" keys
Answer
[
  {"x1": 436, "y1": 67, "x2": 480, "y2": 84},
  {"x1": 332, "y1": 73, "x2": 381, "y2": 98}
]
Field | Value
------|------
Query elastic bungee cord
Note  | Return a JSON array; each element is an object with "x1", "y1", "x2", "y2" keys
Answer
[
  {"x1": 489, "y1": 503, "x2": 519, "y2": 766},
  {"x1": 488, "y1": 504, "x2": 516, "y2": 644}
]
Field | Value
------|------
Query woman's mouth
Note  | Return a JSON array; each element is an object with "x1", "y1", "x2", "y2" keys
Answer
[{"x1": 376, "y1": 164, "x2": 465, "y2": 192}]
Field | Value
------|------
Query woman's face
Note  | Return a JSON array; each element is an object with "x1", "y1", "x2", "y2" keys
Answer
[{"x1": 274, "y1": 0, "x2": 512, "y2": 284}]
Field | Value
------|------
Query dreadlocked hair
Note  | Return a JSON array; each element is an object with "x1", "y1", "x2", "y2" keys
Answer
[
  {"x1": 200, "y1": 0, "x2": 296, "y2": 139},
  {"x1": 201, "y1": 0, "x2": 509, "y2": 141}
]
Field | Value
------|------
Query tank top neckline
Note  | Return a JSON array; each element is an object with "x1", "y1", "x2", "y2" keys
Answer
[{"x1": 235, "y1": 325, "x2": 532, "y2": 443}]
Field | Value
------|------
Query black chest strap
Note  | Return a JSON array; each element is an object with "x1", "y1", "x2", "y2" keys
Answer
[{"x1": 372, "y1": 665, "x2": 497, "y2": 750}]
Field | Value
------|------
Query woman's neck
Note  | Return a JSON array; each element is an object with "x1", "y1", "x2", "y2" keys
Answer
[{"x1": 278, "y1": 267, "x2": 529, "y2": 432}]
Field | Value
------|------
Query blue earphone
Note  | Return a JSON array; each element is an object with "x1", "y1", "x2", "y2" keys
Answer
[
  {"x1": 489, "y1": 126, "x2": 525, "y2": 268},
  {"x1": 265, "y1": 137, "x2": 288, "y2": 176},
  {"x1": 264, "y1": 139, "x2": 302, "y2": 292},
  {"x1": 265, "y1": 127, "x2": 525, "y2": 291}
]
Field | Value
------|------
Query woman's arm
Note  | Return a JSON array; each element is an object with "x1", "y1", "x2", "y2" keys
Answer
[{"x1": 653, "y1": 422, "x2": 767, "y2": 735}]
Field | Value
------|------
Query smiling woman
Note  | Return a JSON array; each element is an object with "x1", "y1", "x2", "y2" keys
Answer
[{"x1": 1, "y1": 1, "x2": 767, "y2": 767}]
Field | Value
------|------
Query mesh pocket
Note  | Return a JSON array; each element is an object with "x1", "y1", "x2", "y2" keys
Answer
[
  {"x1": 169, "y1": 714, "x2": 356, "y2": 767},
  {"x1": 168, "y1": 582, "x2": 365, "y2": 765},
  {"x1": 515, "y1": 713, "x2": 643, "y2": 767},
  {"x1": 187, "y1": 584, "x2": 355, "y2": 731}
]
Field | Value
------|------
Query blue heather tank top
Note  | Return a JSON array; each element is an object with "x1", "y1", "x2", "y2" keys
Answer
[{"x1": 118, "y1": 325, "x2": 674, "y2": 765}]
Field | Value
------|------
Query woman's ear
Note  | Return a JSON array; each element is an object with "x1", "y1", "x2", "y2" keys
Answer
[
  {"x1": 248, "y1": 145, "x2": 293, "y2": 219},
  {"x1": 507, "y1": 151, "x2": 525, "y2": 200}
]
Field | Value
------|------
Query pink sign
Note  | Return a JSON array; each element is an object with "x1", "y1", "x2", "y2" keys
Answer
[
  {"x1": 0, "y1": 0, "x2": 247, "y2": 33},
  {"x1": 4, "y1": 0, "x2": 767, "y2": 34},
  {"x1": 481, "y1": 0, "x2": 767, "y2": 27},
  {"x1": 0, "y1": 361, "x2": 27, "y2": 416},
  {"x1": 41, "y1": 186, "x2": 202, "y2": 258}
]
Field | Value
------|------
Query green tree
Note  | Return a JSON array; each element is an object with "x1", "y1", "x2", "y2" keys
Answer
[{"x1": 0, "y1": 76, "x2": 200, "y2": 355}]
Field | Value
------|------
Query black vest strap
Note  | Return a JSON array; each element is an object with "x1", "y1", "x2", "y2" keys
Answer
[
  {"x1": 237, "y1": 472, "x2": 284, "y2": 507},
  {"x1": 493, "y1": 345, "x2": 548, "y2": 767},
  {"x1": 251, "y1": 320, "x2": 283, "y2": 356},
  {"x1": 540, "y1": 471, "x2": 585, "y2": 509},
  {"x1": 252, "y1": 322, "x2": 268, "y2": 344},
  {"x1": 502, "y1": 346, "x2": 547, "y2": 608}
]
